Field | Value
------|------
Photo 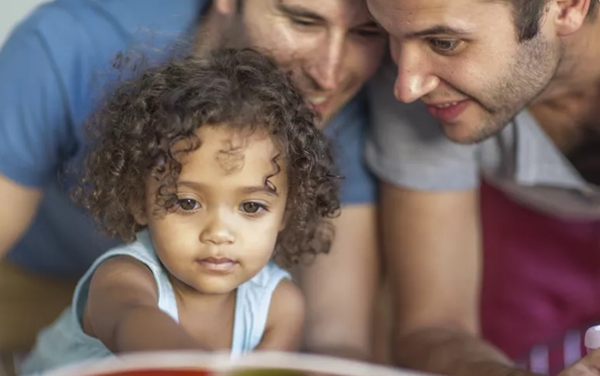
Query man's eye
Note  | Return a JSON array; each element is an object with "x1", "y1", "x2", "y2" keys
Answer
[
  {"x1": 354, "y1": 28, "x2": 385, "y2": 38},
  {"x1": 429, "y1": 38, "x2": 461, "y2": 53},
  {"x1": 290, "y1": 17, "x2": 316, "y2": 27},
  {"x1": 240, "y1": 202, "x2": 266, "y2": 215},
  {"x1": 177, "y1": 199, "x2": 200, "y2": 212}
]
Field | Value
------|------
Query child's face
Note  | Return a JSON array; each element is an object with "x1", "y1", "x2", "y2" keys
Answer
[{"x1": 139, "y1": 125, "x2": 288, "y2": 295}]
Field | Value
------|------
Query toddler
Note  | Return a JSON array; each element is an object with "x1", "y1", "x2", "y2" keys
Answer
[{"x1": 21, "y1": 48, "x2": 340, "y2": 375}]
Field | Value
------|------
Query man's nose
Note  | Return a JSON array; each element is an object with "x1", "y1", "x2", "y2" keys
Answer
[
  {"x1": 391, "y1": 41, "x2": 440, "y2": 103},
  {"x1": 199, "y1": 210, "x2": 235, "y2": 245},
  {"x1": 308, "y1": 34, "x2": 345, "y2": 91}
]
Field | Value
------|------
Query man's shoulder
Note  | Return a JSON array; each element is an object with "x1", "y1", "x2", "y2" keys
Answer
[
  {"x1": 73, "y1": 0, "x2": 207, "y2": 40},
  {"x1": 17, "y1": 0, "x2": 206, "y2": 54},
  {"x1": 4, "y1": 0, "x2": 208, "y2": 127},
  {"x1": 324, "y1": 91, "x2": 379, "y2": 205},
  {"x1": 25, "y1": 0, "x2": 205, "y2": 33}
]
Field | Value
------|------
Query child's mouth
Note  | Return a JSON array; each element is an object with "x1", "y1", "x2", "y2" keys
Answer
[{"x1": 197, "y1": 257, "x2": 237, "y2": 273}]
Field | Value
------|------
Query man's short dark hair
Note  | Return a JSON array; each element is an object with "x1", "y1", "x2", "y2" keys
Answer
[{"x1": 503, "y1": 0, "x2": 598, "y2": 41}]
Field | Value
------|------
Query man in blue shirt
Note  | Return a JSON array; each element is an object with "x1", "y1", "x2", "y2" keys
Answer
[{"x1": 0, "y1": 0, "x2": 387, "y2": 361}]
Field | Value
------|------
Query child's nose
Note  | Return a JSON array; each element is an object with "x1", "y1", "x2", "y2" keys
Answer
[{"x1": 199, "y1": 211, "x2": 235, "y2": 245}]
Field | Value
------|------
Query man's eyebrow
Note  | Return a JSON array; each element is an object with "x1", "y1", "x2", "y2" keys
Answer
[
  {"x1": 405, "y1": 25, "x2": 472, "y2": 38},
  {"x1": 275, "y1": 1, "x2": 326, "y2": 22}
]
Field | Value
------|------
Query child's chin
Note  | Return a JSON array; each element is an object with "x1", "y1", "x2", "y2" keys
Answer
[{"x1": 193, "y1": 278, "x2": 239, "y2": 295}]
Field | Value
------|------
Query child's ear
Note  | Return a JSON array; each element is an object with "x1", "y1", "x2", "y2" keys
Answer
[
  {"x1": 279, "y1": 212, "x2": 289, "y2": 232},
  {"x1": 130, "y1": 199, "x2": 148, "y2": 226}
]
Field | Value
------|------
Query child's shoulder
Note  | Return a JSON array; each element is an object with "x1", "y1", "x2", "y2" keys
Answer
[
  {"x1": 253, "y1": 276, "x2": 305, "y2": 351},
  {"x1": 244, "y1": 261, "x2": 291, "y2": 289},
  {"x1": 83, "y1": 230, "x2": 159, "y2": 283},
  {"x1": 268, "y1": 278, "x2": 304, "y2": 320},
  {"x1": 101, "y1": 230, "x2": 156, "y2": 262}
]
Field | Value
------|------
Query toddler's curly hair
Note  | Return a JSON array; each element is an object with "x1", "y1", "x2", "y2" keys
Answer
[{"x1": 75, "y1": 48, "x2": 340, "y2": 267}]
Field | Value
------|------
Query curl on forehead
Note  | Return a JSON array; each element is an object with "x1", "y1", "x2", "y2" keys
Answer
[
  {"x1": 215, "y1": 133, "x2": 248, "y2": 174},
  {"x1": 164, "y1": 125, "x2": 285, "y2": 198},
  {"x1": 166, "y1": 124, "x2": 284, "y2": 170},
  {"x1": 210, "y1": 128, "x2": 285, "y2": 195}
]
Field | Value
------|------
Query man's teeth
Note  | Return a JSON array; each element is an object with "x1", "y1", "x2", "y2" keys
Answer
[
  {"x1": 308, "y1": 96, "x2": 328, "y2": 105},
  {"x1": 435, "y1": 101, "x2": 460, "y2": 108}
]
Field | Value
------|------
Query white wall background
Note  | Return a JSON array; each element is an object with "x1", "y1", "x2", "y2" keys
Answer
[{"x1": 0, "y1": 1, "x2": 49, "y2": 47}]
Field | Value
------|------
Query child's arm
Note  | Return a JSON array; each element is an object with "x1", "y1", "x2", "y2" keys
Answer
[
  {"x1": 84, "y1": 255, "x2": 203, "y2": 353},
  {"x1": 255, "y1": 279, "x2": 305, "y2": 351}
]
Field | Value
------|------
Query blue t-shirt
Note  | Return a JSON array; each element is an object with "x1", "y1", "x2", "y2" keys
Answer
[{"x1": 0, "y1": 0, "x2": 376, "y2": 277}]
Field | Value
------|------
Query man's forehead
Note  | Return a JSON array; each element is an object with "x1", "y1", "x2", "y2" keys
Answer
[
  {"x1": 277, "y1": 0, "x2": 373, "y2": 26},
  {"x1": 368, "y1": 0, "x2": 502, "y2": 36},
  {"x1": 368, "y1": 0, "x2": 495, "y2": 13}
]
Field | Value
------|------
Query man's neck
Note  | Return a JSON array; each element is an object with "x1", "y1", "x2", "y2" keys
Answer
[
  {"x1": 534, "y1": 19, "x2": 600, "y2": 105},
  {"x1": 192, "y1": 2, "x2": 242, "y2": 56}
]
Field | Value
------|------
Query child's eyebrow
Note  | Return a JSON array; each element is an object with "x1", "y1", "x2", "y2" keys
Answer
[
  {"x1": 178, "y1": 181, "x2": 280, "y2": 197},
  {"x1": 240, "y1": 186, "x2": 280, "y2": 197},
  {"x1": 178, "y1": 181, "x2": 204, "y2": 190}
]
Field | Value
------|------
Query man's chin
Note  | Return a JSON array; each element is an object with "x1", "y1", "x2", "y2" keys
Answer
[
  {"x1": 315, "y1": 115, "x2": 330, "y2": 130},
  {"x1": 444, "y1": 134, "x2": 479, "y2": 145},
  {"x1": 443, "y1": 123, "x2": 504, "y2": 145},
  {"x1": 310, "y1": 109, "x2": 333, "y2": 130},
  {"x1": 315, "y1": 102, "x2": 349, "y2": 130}
]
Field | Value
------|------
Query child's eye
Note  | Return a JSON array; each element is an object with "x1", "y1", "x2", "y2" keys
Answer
[
  {"x1": 240, "y1": 202, "x2": 267, "y2": 215},
  {"x1": 177, "y1": 199, "x2": 200, "y2": 212}
]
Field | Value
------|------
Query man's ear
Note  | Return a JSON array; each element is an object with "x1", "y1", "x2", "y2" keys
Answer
[
  {"x1": 553, "y1": 0, "x2": 592, "y2": 36},
  {"x1": 212, "y1": 0, "x2": 238, "y2": 15}
]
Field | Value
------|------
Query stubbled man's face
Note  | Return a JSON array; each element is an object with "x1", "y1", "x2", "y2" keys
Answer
[
  {"x1": 228, "y1": 0, "x2": 387, "y2": 127},
  {"x1": 367, "y1": 0, "x2": 562, "y2": 144}
]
